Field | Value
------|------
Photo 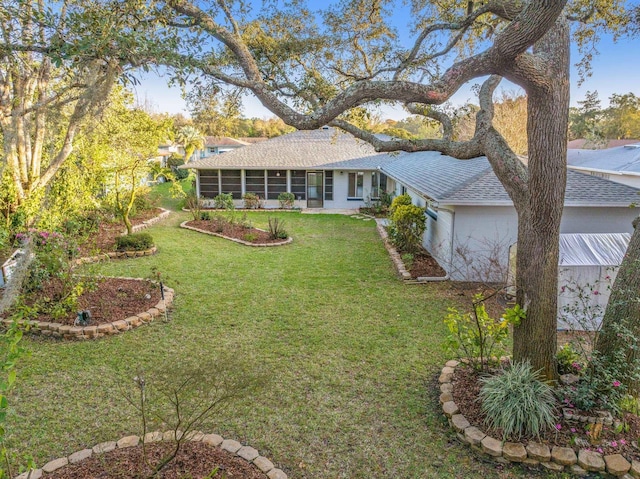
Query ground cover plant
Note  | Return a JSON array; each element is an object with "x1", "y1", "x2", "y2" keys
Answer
[{"x1": 6, "y1": 204, "x2": 556, "y2": 479}]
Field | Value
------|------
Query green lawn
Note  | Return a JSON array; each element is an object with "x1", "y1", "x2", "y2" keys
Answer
[{"x1": 8, "y1": 209, "x2": 548, "y2": 478}]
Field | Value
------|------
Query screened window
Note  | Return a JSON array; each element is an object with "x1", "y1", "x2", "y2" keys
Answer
[
  {"x1": 348, "y1": 172, "x2": 364, "y2": 198},
  {"x1": 199, "y1": 169, "x2": 219, "y2": 199},
  {"x1": 291, "y1": 170, "x2": 306, "y2": 200},
  {"x1": 267, "y1": 170, "x2": 287, "y2": 199},
  {"x1": 220, "y1": 169, "x2": 242, "y2": 199},
  {"x1": 245, "y1": 170, "x2": 266, "y2": 197},
  {"x1": 324, "y1": 171, "x2": 333, "y2": 201}
]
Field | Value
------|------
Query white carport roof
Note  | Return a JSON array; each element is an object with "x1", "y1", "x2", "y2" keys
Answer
[{"x1": 558, "y1": 233, "x2": 631, "y2": 267}]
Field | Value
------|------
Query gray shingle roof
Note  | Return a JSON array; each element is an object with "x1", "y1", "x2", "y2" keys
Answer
[
  {"x1": 183, "y1": 128, "x2": 394, "y2": 170},
  {"x1": 567, "y1": 145, "x2": 640, "y2": 175},
  {"x1": 381, "y1": 151, "x2": 640, "y2": 207},
  {"x1": 204, "y1": 136, "x2": 251, "y2": 147}
]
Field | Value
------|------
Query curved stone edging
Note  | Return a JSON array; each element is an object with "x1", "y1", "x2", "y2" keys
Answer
[
  {"x1": 375, "y1": 219, "x2": 447, "y2": 282},
  {"x1": 440, "y1": 360, "x2": 638, "y2": 477},
  {"x1": 74, "y1": 246, "x2": 158, "y2": 266},
  {"x1": 2, "y1": 278, "x2": 174, "y2": 340},
  {"x1": 73, "y1": 208, "x2": 170, "y2": 265},
  {"x1": 180, "y1": 221, "x2": 293, "y2": 247},
  {"x1": 15, "y1": 431, "x2": 287, "y2": 479}
]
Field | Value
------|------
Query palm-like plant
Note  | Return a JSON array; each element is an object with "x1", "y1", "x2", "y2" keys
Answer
[{"x1": 176, "y1": 126, "x2": 205, "y2": 163}]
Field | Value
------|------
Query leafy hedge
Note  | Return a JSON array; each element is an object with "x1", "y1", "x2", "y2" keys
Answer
[{"x1": 116, "y1": 232, "x2": 155, "y2": 251}]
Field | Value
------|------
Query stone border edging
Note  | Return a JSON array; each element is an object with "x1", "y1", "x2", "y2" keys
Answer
[
  {"x1": 15, "y1": 431, "x2": 288, "y2": 479},
  {"x1": 375, "y1": 219, "x2": 448, "y2": 282},
  {"x1": 2, "y1": 277, "x2": 174, "y2": 340},
  {"x1": 73, "y1": 208, "x2": 170, "y2": 266},
  {"x1": 180, "y1": 221, "x2": 293, "y2": 247},
  {"x1": 440, "y1": 360, "x2": 638, "y2": 477}
]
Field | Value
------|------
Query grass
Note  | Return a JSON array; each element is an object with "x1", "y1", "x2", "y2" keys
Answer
[{"x1": 7, "y1": 207, "x2": 549, "y2": 478}]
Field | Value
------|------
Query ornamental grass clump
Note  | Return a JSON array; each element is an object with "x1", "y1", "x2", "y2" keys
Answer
[{"x1": 479, "y1": 361, "x2": 557, "y2": 440}]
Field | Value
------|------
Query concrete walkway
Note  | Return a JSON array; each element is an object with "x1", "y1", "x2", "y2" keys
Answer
[{"x1": 301, "y1": 208, "x2": 359, "y2": 215}]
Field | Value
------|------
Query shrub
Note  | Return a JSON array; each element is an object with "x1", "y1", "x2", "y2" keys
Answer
[
  {"x1": 116, "y1": 232, "x2": 154, "y2": 251},
  {"x1": 268, "y1": 217, "x2": 288, "y2": 240},
  {"x1": 214, "y1": 193, "x2": 234, "y2": 210},
  {"x1": 243, "y1": 233, "x2": 258, "y2": 242},
  {"x1": 556, "y1": 343, "x2": 584, "y2": 376},
  {"x1": 444, "y1": 295, "x2": 523, "y2": 372},
  {"x1": 199, "y1": 211, "x2": 211, "y2": 221},
  {"x1": 167, "y1": 154, "x2": 189, "y2": 180},
  {"x1": 132, "y1": 192, "x2": 156, "y2": 215},
  {"x1": 185, "y1": 190, "x2": 204, "y2": 221},
  {"x1": 480, "y1": 361, "x2": 558, "y2": 440},
  {"x1": 242, "y1": 193, "x2": 262, "y2": 209},
  {"x1": 278, "y1": 192, "x2": 295, "y2": 209},
  {"x1": 388, "y1": 203, "x2": 426, "y2": 254},
  {"x1": 389, "y1": 193, "x2": 412, "y2": 214}
]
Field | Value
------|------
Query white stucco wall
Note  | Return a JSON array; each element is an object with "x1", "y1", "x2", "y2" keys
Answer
[{"x1": 429, "y1": 204, "x2": 638, "y2": 282}]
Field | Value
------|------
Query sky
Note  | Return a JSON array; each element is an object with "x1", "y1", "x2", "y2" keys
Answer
[{"x1": 132, "y1": 4, "x2": 640, "y2": 121}]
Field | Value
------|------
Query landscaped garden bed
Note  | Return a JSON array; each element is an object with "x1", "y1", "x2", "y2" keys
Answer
[
  {"x1": 441, "y1": 360, "x2": 640, "y2": 476},
  {"x1": 19, "y1": 432, "x2": 286, "y2": 479},
  {"x1": 182, "y1": 216, "x2": 291, "y2": 247}
]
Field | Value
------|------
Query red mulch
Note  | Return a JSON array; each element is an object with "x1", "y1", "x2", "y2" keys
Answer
[
  {"x1": 46, "y1": 441, "x2": 268, "y2": 479},
  {"x1": 409, "y1": 251, "x2": 447, "y2": 278},
  {"x1": 77, "y1": 208, "x2": 163, "y2": 257},
  {"x1": 185, "y1": 220, "x2": 288, "y2": 245},
  {"x1": 1, "y1": 277, "x2": 161, "y2": 326},
  {"x1": 452, "y1": 365, "x2": 640, "y2": 461}
]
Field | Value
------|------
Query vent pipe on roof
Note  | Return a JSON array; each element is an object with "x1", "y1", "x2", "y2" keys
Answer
[
  {"x1": 624, "y1": 144, "x2": 640, "y2": 149},
  {"x1": 321, "y1": 125, "x2": 329, "y2": 130}
]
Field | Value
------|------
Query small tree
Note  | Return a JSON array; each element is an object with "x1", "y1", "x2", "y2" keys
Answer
[{"x1": 176, "y1": 126, "x2": 205, "y2": 164}]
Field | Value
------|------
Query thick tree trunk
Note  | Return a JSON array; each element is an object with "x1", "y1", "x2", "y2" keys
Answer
[
  {"x1": 595, "y1": 216, "x2": 640, "y2": 388},
  {"x1": 511, "y1": 18, "x2": 570, "y2": 381}
]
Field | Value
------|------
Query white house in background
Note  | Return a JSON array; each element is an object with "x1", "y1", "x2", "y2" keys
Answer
[
  {"x1": 567, "y1": 143, "x2": 640, "y2": 188},
  {"x1": 182, "y1": 127, "x2": 394, "y2": 209},
  {"x1": 197, "y1": 136, "x2": 252, "y2": 158},
  {"x1": 380, "y1": 151, "x2": 640, "y2": 282}
]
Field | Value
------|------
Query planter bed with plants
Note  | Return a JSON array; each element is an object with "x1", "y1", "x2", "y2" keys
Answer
[
  {"x1": 376, "y1": 219, "x2": 446, "y2": 281},
  {"x1": 181, "y1": 215, "x2": 292, "y2": 247},
  {"x1": 1, "y1": 277, "x2": 173, "y2": 340},
  {"x1": 441, "y1": 360, "x2": 640, "y2": 476},
  {"x1": 75, "y1": 208, "x2": 169, "y2": 263},
  {"x1": 16, "y1": 431, "x2": 286, "y2": 479}
]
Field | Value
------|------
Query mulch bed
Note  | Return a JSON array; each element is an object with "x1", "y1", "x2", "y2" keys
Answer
[
  {"x1": 46, "y1": 441, "x2": 268, "y2": 479},
  {"x1": 77, "y1": 208, "x2": 164, "y2": 257},
  {"x1": 185, "y1": 220, "x2": 287, "y2": 245},
  {"x1": 1, "y1": 277, "x2": 161, "y2": 326},
  {"x1": 408, "y1": 251, "x2": 447, "y2": 278},
  {"x1": 452, "y1": 364, "x2": 640, "y2": 461}
]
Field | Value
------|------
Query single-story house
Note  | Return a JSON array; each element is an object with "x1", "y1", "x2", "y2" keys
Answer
[
  {"x1": 380, "y1": 151, "x2": 640, "y2": 281},
  {"x1": 197, "y1": 136, "x2": 252, "y2": 158},
  {"x1": 567, "y1": 143, "x2": 640, "y2": 188},
  {"x1": 182, "y1": 127, "x2": 395, "y2": 209}
]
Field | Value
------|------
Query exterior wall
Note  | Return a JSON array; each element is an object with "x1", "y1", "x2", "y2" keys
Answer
[
  {"x1": 197, "y1": 169, "x2": 381, "y2": 209},
  {"x1": 427, "y1": 204, "x2": 637, "y2": 282},
  {"x1": 560, "y1": 207, "x2": 637, "y2": 234}
]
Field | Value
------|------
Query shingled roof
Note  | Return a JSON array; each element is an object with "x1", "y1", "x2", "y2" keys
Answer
[
  {"x1": 183, "y1": 127, "x2": 393, "y2": 170},
  {"x1": 381, "y1": 151, "x2": 640, "y2": 207}
]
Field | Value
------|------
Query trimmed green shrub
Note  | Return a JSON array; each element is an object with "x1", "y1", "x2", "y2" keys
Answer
[
  {"x1": 388, "y1": 203, "x2": 425, "y2": 253},
  {"x1": 116, "y1": 232, "x2": 154, "y2": 251},
  {"x1": 243, "y1": 193, "x2": 262, "y2": 209},
  {"x1": 278, "y1": 192, "x2": 295, "y2": 209},
  {"x1": 389, "y1": 193, "x2": 412, "y2": 214},
  {"x1": 479, "y1": 361, "x2": 557, "y2": 440},
  {"x1": 214, "y1": 193, "x2": 234, "y2": 210}
]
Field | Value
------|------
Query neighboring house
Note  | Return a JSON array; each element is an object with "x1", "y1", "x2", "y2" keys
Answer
[
  {"x1": 182, "y1": 127, "x2": 394, "y2": 209},
  {"x1": 567, "y1": 143, "x2": 640, "y2": 188},
  {"x1": 380, "y1": 151, "x2": 640, "y2": 282},
  {"x1": 567, "y1": 139, "x2": 640, "y2": 149},
  {"x1": 198, "y1": 136, "x2": 251, "y2": 158}
]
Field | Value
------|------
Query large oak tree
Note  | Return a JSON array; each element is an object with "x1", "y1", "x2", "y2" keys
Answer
[{"x1": 158, "y1": 0, "x2": 628, "y2": 380}]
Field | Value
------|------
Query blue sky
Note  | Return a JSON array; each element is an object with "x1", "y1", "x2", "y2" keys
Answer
[{"x1": 133, "y1": 5, "x2": 640, "y2": 120}]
